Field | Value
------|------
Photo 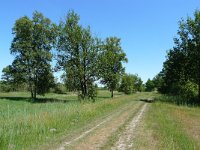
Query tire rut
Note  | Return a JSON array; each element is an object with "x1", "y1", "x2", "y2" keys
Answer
[
  {"x1": 57, "y1": 101, "x2": 143, "y2": 150},
  {"x1": 112, "y1": 103, "x2": 148, "y2": 150}
]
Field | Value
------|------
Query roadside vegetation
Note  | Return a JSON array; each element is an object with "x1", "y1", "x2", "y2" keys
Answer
[
  {"x1": 0, "y1": 6, "x2": 200, "y2": 150},
  {"x1": 0, "y1": 90, "x2": 138, "y2": 150},
  {"x1": 134, "y1": 99, "x2": 200, "y2": 150},
  {"x1": 146, "y1": 10, "x2": 200, "y2": 106}
]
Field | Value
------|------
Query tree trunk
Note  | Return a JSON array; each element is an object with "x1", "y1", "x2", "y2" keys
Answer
[
  {"x1": 80, "y1": 81, "x2": 86, "y2": 100},
  {"x1": 33, "y1": 72, "x2": 37, "y2": 101},
  {"x1": 34, "y1": 86, "x2": 37, "y2": 100},
  {"x1": 198, "y1": 79, "x2": 200, "y2": 101},
  {"x1": 111, "y1": 90, "x2": 114, "y2": 98},
  {"x1": 31, "y1": 89, "x2": 33, "y2": 99},
  {"x1": 83, "y1": 80, "x2": 87, "y2": 98},
  {"x1": 31, "y1": 86, "x2": 37, "y2": 102},
  {"x1": 198, "y1": 58, "x2": 200, "y2": 102},
  {"x1": 29, "y1": 82, "x2": 34, "y2": 100}
]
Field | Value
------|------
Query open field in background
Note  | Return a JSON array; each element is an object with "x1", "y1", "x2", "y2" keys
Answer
[
  {"x1": 0, "y1": 90, "x2": 123, "y2": 102},
  {"x1": 0, "y1": 91, "x2": 200, "y2": 150}
]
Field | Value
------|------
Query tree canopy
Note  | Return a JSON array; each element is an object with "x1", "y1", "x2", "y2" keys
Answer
[
  {"x1": 1, "y1": 10, "x2": 130, "y2": 100},
  {"x1": 157, "y1": 10, "x2": 200, "y2": 103},
  {"x1": 56, "y1": 11, "x2": 101, "y2": 100},
  {"x1": 99, "y1": 37, "x2": 128, "y2": 98},
  {"x1": 9, "y1": 11, "x2": 56, "y2": 100}
]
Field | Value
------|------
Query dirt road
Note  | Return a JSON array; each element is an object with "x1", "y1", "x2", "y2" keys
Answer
[{"x1": 57, "y1": 101, "x2": 148, "y2": 150}]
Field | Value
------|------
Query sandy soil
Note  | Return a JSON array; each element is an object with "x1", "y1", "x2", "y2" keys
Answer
[{"x1": 56, "y1": 101, "x2": 148, "y2": 150}]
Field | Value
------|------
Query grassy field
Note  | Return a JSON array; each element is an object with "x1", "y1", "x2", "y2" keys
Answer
[
  {"x1": 0, "y1": 90, "x2": 122, "y2": 102},
  {"x1": 134, "y1": 96, "x2": 200, "y2": 150},
  {"x1": 0, "y1": 91, "x2": 200, "y2": 150},
  {"x1": 0, "y1": 90, "x2": 128, "y2": 150}
]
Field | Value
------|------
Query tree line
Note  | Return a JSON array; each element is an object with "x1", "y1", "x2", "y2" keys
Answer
[
  {"x1": 152, "y1": 10, "x2": 200, "y2": 104},
  {"x1": 1, "y1": 10, "x2": 143, "y2": 101}
]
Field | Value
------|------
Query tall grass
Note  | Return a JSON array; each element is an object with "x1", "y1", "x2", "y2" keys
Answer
[
  {"x1": 0, "y1": 91, "x2": 136, "y2": 150},
  {"x1": 146, "y1": 102, "x2": 199, "y2": 150},
  {"x1": 155, "y1": 94, "x2": 200, "y2": 106}
]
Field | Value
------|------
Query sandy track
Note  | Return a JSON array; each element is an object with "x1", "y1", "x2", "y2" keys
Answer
[
  {"x1": 57, "y1": 101, "x2": 147, "y2": 150},
  {"x1": 112, "y1": 103, "x2": 148, "y2": 150}
]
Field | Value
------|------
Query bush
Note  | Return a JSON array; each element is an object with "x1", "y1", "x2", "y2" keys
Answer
[
  {"x1": 0, "y1": 82, "x2": 12, "y2": 92},
  {"x1": 53, "y1": 83, "x2": 66, "y2": 94},
  {"x1": 179, "y1": 81, "x2": 198, "y2": 100},
  {"x1": 88, "y1": 84, "x2": 98, "y2": 102}
]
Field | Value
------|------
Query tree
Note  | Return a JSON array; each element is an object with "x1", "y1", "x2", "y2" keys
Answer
[
  {"x1": 145, "y1": 79, "x2": 155, "y2": 92},
  {"x1": 1, "y1": 65, "x2": 15, "y2": 92},
  {"x1": 119, "y1": 74, "x2": 134, "y2": 94},
  {"x1": 99, "y1": 37, "x2": 128, "y2": 98},
  {"x1": 56, "y1": 11, "x2": 99, "y2": 100},
  {"x1": 132, "y1": 74, "x2": 143, "y2": 92},
  {"x1": 159, "y1": 10, "x2": 200, "y2": 102},
  {"x1": 152, "y1": 73, "x2": 164, "y2": 92},
  {"x1": 10, "y1": 11, "x2": 56, "y2": 100},
  {"x1": 119, "y1": 74, "x2": 143, "y2": 94},
  {"x1": 182, "y1": 10, "x2": 200, "y2": 100}
]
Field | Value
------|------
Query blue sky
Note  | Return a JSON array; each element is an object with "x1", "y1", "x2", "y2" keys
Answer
[{"x1": 0, "y1": 0, "x2": 199, "y2": 83}]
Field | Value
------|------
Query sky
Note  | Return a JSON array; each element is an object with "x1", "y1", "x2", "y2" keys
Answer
[{"x1": 0, "y1": 0, "x2": 199, "y2": 83}]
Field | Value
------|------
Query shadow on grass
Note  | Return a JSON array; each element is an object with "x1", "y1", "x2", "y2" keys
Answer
[
  {"x1": 0, "y1": 96, "x2": 77, "y2": 103},
  {"x1": 97, "y1": 96, "x2": 111, "y2": 99},
  {"x1": 139, "y1": 98, "x2": 155, "y2": 103}
]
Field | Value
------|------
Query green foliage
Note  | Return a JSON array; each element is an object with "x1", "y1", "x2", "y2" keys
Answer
[
  {"x1": 53, "y1": 82, "x2": 66, "y2": 94},
  {"x1": 57, "y1": 10, "x2": 99, "y2": 100},
  {"x1": 158, "y1": 10, "x2": 200, "y2": 102},
  {"x1": 99, "y1": 37, "x2": 128, "y2": 97},
  {"x1": 119, "y1": 74, "x2": 134, "y2": 94},
  {"x1": 179, "y1": 81, "x2": 198, "y2": 100},
  {"x1": 87, "y1": 83, "x2": 98, "y2": 101},
  {"x1": 145, "y1": 79, "x2": 155, "y2": 92},
  {"x1": 152, "y1": 73, "x2": 164, "y2": 92},
  {"x1": 1, "y1": 66, "x2": 14, "y2": 92},
  {"x1": 0, "y1": 81, "x2": 12, "y2": 92},
  {"x1": 1, "y1": 65, "x2": 27, "y2": 92},
  {"x1": 9, "y1": 11, "x2": 57, "y2": 99},
  {"x1": 119, "y1": 74, "x2": 143, "y2": 94},
  {"x1": 133, "y1": 75, "x2": 143, "y2": 92}
]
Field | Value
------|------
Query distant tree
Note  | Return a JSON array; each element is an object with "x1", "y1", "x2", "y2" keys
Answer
[
  {"x1": 119, "y1": 74, "x2": 134, "y2": 94},
  {"x1": 10, "y1": 11, "x2": 56, "y2": 100},
  {"x1": 152, "y1": 73, "x2": 164, "y2": 92},
  {"x1": 56, "y1": 11, "x2": 99, "y2": 100},
  {"x1": 1, "y1": 66, "x2": 15, "y2": 86},
  {"x1": 132, "y1": 74, "x2": 143, "y2": 92},
  {"x1": 1, "y1": 66, "x2": 15, "y2": 92},
  {"x1": 53, "y1": 82, "x2": 67, "y2": 94},
  {"x1": 99, "y1": 37, "x2": 128, "y2": 98},
  {"x1": 1, "y1": 64, "x2": 29, "y2": 92},
  {"x1": 119, "y1": 74, "x2": 143, "y2": 94},
  {"x1": 145, "y1": 79, "x2": 155, "y2": 92}
]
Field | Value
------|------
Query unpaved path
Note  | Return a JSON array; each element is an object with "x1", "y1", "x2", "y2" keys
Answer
[
  {"x1": 57, "y1": 101, "x2": 148, "y2": 150},
  {"x1": 112, "y1": 103, "x2": 148, "y2": 150}
]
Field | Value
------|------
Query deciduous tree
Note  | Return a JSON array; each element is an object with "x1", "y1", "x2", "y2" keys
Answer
[
  {"x1": 10, "y1": 11, "x2": 56, "y2": 100},
  {"x1": 56, "y1": 11, "x2": 99, "y2": 100},
  {"x1": 99, "y1": 37, "x2": 128, "y2": 98}
]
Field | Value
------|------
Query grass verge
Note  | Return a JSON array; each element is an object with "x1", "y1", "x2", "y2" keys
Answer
[{"x1": 135, "y1": 100, "x2": 200, "y2": 150}]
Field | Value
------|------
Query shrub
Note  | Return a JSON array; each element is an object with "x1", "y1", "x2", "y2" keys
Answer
[{"x1": 179, "y1": 81, "x2": 198, "y2": 100}]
